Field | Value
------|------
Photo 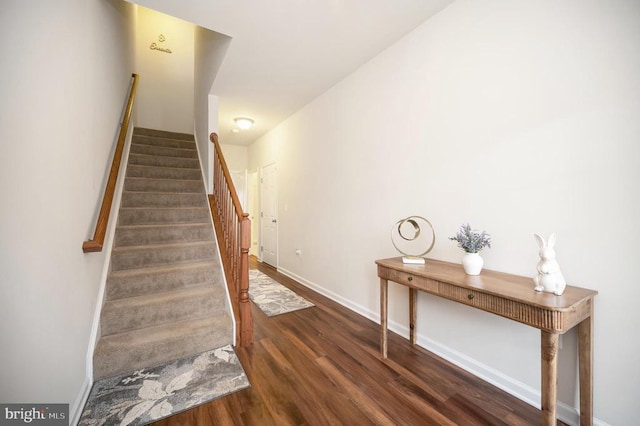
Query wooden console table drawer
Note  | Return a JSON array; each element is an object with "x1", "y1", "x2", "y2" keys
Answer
[
  {"x1": 437, "y1": 282, "x2": 485, "y2": 308},
  {"x1": 435, "y1": 281, "x2": 589, "y2": 333},
  {"x1": 376, "y1": 257, "x2": 597, "y2": 426},
  {"x1": 378, "y1": 267, "x2": 439, "y2": 292}
]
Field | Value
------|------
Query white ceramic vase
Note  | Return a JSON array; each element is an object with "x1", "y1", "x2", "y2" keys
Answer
[{"x1": 462, "y1": 252, "x2": 483, "y2": 275}]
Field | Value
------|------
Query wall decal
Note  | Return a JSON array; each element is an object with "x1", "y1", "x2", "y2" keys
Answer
[{"x1": 150, "y1": 34, "x2": 172, "y2": 54}]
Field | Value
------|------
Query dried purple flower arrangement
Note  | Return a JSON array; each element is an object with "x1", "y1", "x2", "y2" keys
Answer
[{"x1": 449, "y1": 223, "x2": 491, "y2": 253}]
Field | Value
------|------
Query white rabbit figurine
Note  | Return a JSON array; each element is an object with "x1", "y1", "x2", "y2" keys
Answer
[{"x1": 533, "y1": 233, "x2": 566, "y2": 296}]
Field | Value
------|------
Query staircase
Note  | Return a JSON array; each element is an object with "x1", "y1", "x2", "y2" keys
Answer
[{"x1": 93, "y1": 127, "x2": 233, "y2": 380}]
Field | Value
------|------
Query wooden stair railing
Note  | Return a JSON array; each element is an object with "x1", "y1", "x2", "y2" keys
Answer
[
  {"x1": 209, "y1": 132, "x2": 253, "y2": 347},
  {"x1": 83, "y1": 73, "x2": 139, "y2": 253}
]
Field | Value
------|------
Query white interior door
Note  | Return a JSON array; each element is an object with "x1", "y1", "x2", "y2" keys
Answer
[{"x1": 260, "y1": 163, "x2": 277, "y2": 267}]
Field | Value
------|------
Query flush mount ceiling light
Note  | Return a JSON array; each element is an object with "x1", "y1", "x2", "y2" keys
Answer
[{"x1": 234, "y1": 117, "x2": 254, "y2": 130}]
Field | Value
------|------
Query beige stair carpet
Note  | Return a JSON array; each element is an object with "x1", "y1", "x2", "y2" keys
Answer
[{"x1": 92, "y1": 127, "x2": 233, "y2": 381}]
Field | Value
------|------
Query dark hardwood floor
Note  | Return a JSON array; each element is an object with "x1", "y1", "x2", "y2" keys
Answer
[{"x1": 153, "y1": 258, "x2": 565, "y2": 425}]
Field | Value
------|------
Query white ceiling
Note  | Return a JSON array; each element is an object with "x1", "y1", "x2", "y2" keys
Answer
[{"x1": 130, "y1": 0, "x2": 453, "y2": 145}]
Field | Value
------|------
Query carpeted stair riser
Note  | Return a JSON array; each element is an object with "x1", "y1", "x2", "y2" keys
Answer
[
  {"x1": 110, "y1": 241, "x2": 217, "y2": 272},
  {"x1": 128, "y1": 153, "x2": 200, "y2": 169},
  {"x1": 121, "y1": 192, "x2": 207, "y2": 209},
  {"x1": 133, "y1": 135, "x2": 196, "y2": 150},
  {"x1": 124, "y1": 177, "x2": 203, "y2": 193},
  {"x1": 134, "y1": 127, "x2": 194, "y2": 141},
  {"x1": 115, "y1": 224, "x2": 214, "y2": 247},
  {"x1": 118, "y1": 207, "x2": 210, "y2": 226},
  {"x1": 121, "y1": 192, "x2": 208, "y2": 208},
  {"x1": 126, "y1": 164, "x2": 202, "y2": 180},
  {"x1": 130, "y1": 143, "x2": 198, "y2": 160},
  {"x1": 93, "y1": 314, "x2": 232, "y2": 380},
  {"x1": 106, "y1": 262, "x2": 222, "y2": 301},
  {"x1": 100, "y1": 286, "x2": 224, "y2": 336}
]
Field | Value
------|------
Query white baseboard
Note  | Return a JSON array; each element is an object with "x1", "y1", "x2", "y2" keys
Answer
[
  {"x1": 195, "y1": 133, "x2": 236, "y2": 346},
  {"x1": 78, "y1": 122, "x2": 131, "y2": 424},
  {"x1": 277, "y1": 267, "x2": 379, "y2": 324},
  {"x1": 276, "y1": 266, "x2": 609, "y2": 426},
  {"x1": 70, "y1": 377, "x2": 92, "y2": 425}
]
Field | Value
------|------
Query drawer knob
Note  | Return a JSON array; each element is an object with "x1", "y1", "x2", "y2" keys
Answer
[
  {"x1": 407, "y1": 276, "x2": 413, "y2": 282},
  {"x1": 467, "y1": 293, "x2": 475, "y2": 300}
]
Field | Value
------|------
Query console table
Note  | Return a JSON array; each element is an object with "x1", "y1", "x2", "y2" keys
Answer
[{"x1": 376, "y1": 257, "x2": 597, "y2": 426}]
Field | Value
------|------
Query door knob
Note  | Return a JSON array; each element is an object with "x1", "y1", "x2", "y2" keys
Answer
[{"x1": 272, "y1": 219, "x2": 277, "y2": 223}]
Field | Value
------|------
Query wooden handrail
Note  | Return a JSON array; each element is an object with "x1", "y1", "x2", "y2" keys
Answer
[
  {"x1": 83, "y1": 73, "x2": 139, "y2": 253},
  {"x1": 209, "y1": 132, "x2": 254, "y2": 347}
]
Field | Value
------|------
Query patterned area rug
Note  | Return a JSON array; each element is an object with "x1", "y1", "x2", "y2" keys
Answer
[
  {"x1": 249, "y1": 269, "x2": 315, "y2": 316},
  {"x1": 79, "y1": 345, "x2": 249, "y2": 425}
]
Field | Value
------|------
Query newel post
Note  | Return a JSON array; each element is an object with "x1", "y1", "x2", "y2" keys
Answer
[{"x1": 238, "y1": 213, "x2": 253, "y2": 346}]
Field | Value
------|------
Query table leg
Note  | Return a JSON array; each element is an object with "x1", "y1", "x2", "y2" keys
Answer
[
  {"x1": 578, "y1": 315, "x2": 594, "y2": 426},
  {"x1": 409, "y1": 288, "x2": 417, "y2": 345},
  {"x1": 541, "y1": 331, "x2": 559, "y2": 426},
  {"x1": 380, "y1": 278, "x2": 388, "y2": 359}
]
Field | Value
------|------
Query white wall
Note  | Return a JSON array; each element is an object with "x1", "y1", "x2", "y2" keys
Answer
[
  {"x1": 194, "y1": 27, "x2": 232, "y2": 192},
  {"x1": 0, "y1": 0, "x2": 134, "y2": 418},
  {"x1": 249, "y1": 0, "x2": 640, "y2": 424},
  {"x1": 220, "y1": 144, "x2": 249, "y2": 209},
  {"x1": 133, "y1": 5, "x2": 194, "y2": 133},
  {"x1": 220, "y1": 144, "x2": 249, "y2": 172}
]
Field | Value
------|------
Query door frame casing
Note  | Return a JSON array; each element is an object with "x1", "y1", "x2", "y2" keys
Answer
[{"x1": 259, "y1": 162, "x2": 277, "y2": 267}]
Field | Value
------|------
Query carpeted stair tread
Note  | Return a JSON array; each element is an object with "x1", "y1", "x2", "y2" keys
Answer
[
  {"x1": 115, "y1": 223, "x2": 214, "y2": 247},
  {"x1": 132, "y1": 135, "x2": 196, "y2": 150},
  {"x1": 101, "y1": 285, "x2": 225, "y2": 336},
  {"x1": 120, "y1": 191, "x2": 209, "y2": 208},
  {"x1": 133, "y1": 127, "x2": 194, "y2": 141},
  {"x1": 124, "y1": 176, "x2": 204, "y2": 193},
  {"x1": 130, "y1": 143, "x2": 199, "y2": 159},
  {"x1": 106, "y1": 261, "x2": 222, "y2": 301},
  {"x1": 93, "y1": 314, "x2": 232, "y2": 380},
  {"x1": 118, "y1": 206, "x2": 210, "y2": 226},
  {"x1": 126, "y1": 164, "x2": 202, "y2": 180},
  {"x1": 110, "y1": 240, "x2": 217, "y2": 271},
  {"x1": 128, "y1": 152, "x2": 200, "y2": 169}
]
